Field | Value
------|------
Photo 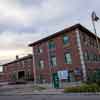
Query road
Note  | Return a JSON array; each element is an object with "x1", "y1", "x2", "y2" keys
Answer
[{"x1": 0, "y1": 94, "x2": 100, "y2": 100}]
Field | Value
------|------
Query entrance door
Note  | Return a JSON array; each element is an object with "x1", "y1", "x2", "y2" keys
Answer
[
  {"x1": 52, "y1": 73, "x2": 59, "y2": 88},
  {"x1": 18, "y1": 71, "x2": 25, "y2": 80}
]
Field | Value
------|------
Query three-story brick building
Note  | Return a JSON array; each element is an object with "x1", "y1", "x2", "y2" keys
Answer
[{"x1": 29, "y1": 24, "x2": 100, "y2": 83}]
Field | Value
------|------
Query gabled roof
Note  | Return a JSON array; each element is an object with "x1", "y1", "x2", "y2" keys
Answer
[
  {"x1": 2, "y1": 54, "x2": 32, "y2": 66},
  {"x1": 29, "y1": 23, "x2": 100, "y2": 46}
]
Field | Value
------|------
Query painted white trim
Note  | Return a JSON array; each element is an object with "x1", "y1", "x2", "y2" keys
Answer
[{"x1": 76, "y1": 29, "x2": 87, "y2": 81}]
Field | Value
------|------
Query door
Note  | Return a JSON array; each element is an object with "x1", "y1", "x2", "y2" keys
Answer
[
  {"x1": 52, "y1": 73, "x2": 59, "y2": 88},
  {"x1": 18, "y1": 71, "x2": 25, "y2": 80}
]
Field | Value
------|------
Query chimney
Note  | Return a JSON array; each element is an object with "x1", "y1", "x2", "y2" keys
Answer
[
  {"x1": 28, "y1": 54, "x2": 32, "y2": 56},
  {"x1": 16, "y1": 55, "x2": 19, "y2": 60}
]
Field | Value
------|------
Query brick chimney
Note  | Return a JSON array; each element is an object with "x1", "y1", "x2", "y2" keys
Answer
[{"x1": 16, "y1": 55, "x2": 19, "y2": 60}]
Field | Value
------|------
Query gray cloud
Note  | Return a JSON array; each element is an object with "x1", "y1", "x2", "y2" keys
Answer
[{"x1": 0, "y1": 0, "x2": 100, "y2": 64}]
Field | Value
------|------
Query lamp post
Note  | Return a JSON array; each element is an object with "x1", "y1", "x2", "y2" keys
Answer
[{"x1": 91, "y1": 11, "x2": 100, "y2": 51}]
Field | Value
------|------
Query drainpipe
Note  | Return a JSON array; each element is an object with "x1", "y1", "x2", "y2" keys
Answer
[{"x1": 76, "y1": 29, "x2": 87, "y2": 82}]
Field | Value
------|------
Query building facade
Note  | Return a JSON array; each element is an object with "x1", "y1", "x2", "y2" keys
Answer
[
  {"x1": 2, "y1": 54, "x2": 34, "y2": 81},
  {"x1": 0, "y1": 73, "x2": 5, "y2": 82},
  {"x1": 29, "y1": 24, "x2": 100, "y2": 84}
]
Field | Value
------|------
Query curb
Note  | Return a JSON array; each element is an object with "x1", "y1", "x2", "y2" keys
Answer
[{"x1": 0, "y1": 93, "x2": 100, "y2": 96}]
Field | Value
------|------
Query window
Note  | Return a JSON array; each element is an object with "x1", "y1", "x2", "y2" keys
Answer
[
  {"x1": 98, "y1": 55, "x2": 100, "y2": 61},
  {"x1": 22, "y1": 61, "x2": 25, "y2": 68},
  {"x1": 0, "y1": 66, "x2": 3, "y2": 72},
  {"x1": 86, "y1": 35, "x2": 90, "y2": 46},
  {"x1": 50, "y1": 56, "x2": 57, "y2": 66},
  {"x1": 82, "y1": 34, "x2": 86, "y2": 42},
  {"x1": 93, "y1": 54, "x2": 98, "y2": 62},
  {"x1": 38, "y1": 47, "x2": 43, "y2": 53},
  {"x1": 89, "y1": 53, "x2": 95, "y2": 62},
  {"x1": 48, "y1": 40, "x2": 55, "y2": 49},
  {"x1": 84, "y1": 52, "x2": 90, "y2": 61},
  {"x1": 84, "y1": 52, "x2": 100, "y2": 62},
  {"x1": 39, "y1": 60, "x2": 44, "y2": 69},
  {"x1": 82, "y1": 34, "x2": 90, "y2": 46},
  {"x1": 63, "y1": 35, "x2": 69, "y2": 45},
  {"x1": 64, "y1": 53, "x2": 72, "y2": 64}
]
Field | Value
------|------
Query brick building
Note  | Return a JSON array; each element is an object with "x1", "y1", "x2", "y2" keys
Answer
[
  {"x1": 29, "y1": 24, "x2": 100, "y2": 84},
  {"x1": 2, "y1": 54, "x2": 34, "y2": 81},
  {"x1": 0, "y1": 72, "x2": 5, "y2": 82},
  {"x1": 0, "y1": 66, "x2": 4, "y2": 81}
]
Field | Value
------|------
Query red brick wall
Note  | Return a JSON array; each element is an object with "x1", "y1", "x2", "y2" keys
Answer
[
  {"x1": 3, "y1": 57, "x2": 34, "y2": 81},
  {"x1": 0, "y1": 73, "x2": 5, "y2": 82},
  {"x1": 32, "y1": 30, "x2": 82, "y2": 82},
  {"x1": 79, "y1": 30, "x2": 100, "y2": 72}
]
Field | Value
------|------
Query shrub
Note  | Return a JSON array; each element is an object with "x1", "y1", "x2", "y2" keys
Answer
[
  {"x1": 64, "y1": 83, "x2": 100, "y2": 93},
  {"x1": 64, "y1": 86, "x2": 80, "y2": 93},
  {"x1": 96, "y1": 80, "x2": 100, "y2": 86}
]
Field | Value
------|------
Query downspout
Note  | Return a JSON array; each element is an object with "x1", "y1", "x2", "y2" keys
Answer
[{"x1": 76, "y1": 29, "x2": 87, "y2": 82}]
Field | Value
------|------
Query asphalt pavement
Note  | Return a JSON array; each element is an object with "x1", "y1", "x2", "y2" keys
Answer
[{"x1": 0, "y1": 94, "x2": 100, "y2": 100}]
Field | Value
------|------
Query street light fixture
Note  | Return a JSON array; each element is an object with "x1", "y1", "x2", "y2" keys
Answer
[{"x1": 91, "y1": 11, "x2": 100, "y2": 51}]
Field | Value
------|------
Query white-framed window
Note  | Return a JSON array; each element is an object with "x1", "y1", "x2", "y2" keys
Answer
[
  {"x1": 50, "y1": 56, "x2": 57, "y2": 66},
  {"x1": 0, "y1": 66, "x2": 3, "y2": 72},
  {"x1": 62, "y1": 35, "x2": 69, "y2": 45},
  {"x1": 48, "y1": 40, "x2": 55, "y2": 49},
  {"x1": 39, "y1": 60, "x2": 44, "y2": 69},
  {"x1": 64, "y1": 52, "x2": 72, "y2": 64},
  {"x1": 38, "y1": 47, "x2": 43, "y2": 53},
  {"x1": 84, "y1": 52, "x2": 89, "y2": 61}
]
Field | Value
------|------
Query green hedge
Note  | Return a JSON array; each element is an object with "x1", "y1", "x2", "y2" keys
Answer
[{"x1": 64, "y1": 84, "x2": 100, "y2": 93}]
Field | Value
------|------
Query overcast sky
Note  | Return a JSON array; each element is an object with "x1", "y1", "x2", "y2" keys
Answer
[{"x1": 0, "y1": 0, "x2": 100, "y2": 65}]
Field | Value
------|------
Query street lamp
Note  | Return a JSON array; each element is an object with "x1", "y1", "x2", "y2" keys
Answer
[{"x1": 91, "y1": 11, "x2": 100, "y2": 51}]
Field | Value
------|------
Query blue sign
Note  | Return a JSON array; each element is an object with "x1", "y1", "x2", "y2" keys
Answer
[{"x1": 74, "y1": 68, "x2": 81, "y2": 76}]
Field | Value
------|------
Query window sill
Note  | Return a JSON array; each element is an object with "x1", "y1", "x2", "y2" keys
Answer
[
  {"x1": 63, "y1": 43, "x2": 70, "y2": 48},
  {"x1": 48, "y1": 48, "x2": 56, "y2": 52},
  {"x1": 85, "y1": 61, "x2": 100, "y2": 63}
]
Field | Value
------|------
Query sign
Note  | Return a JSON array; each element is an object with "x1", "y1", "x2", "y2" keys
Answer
[
  {"x1": 57, "y1": 70, "x2": 68, "y2": 80},
  {"x1": 74, "y1": 68, "x2": 81, "y2": 76}
]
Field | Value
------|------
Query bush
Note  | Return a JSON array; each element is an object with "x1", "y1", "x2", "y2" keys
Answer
[
  {"x1": 96, "y1": 80, "x2": 100, "y2": 86},
  {"x1": 64, "y1": 86, "x2": 80, "y2": 93},
  {"x1": 64, "y1": 83, "x2": 100, "y2": 93}
]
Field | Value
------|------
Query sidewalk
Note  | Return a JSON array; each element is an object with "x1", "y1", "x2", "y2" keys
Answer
[
  {"x1": 0, "y1": 83, "x2": 64, "y2": 95},
  {"x1": 0, "y1": 88, "x2": 64, "y2": 95},
  {"x1": 20, "y1": 89, "x2": 64, "y2": 95}
]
